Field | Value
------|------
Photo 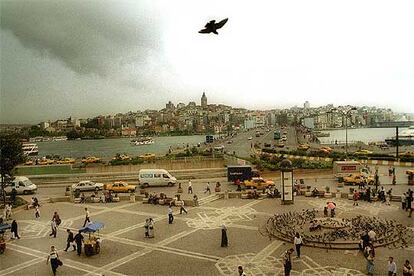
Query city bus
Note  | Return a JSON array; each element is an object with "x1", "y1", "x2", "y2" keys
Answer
[{"x1": 273, "y1": 130, "x2": 281, "y2": 140}]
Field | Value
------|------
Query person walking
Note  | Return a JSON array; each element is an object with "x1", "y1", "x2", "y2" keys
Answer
[
  {"x1": 392, "y1": 174, "x2": 396, "y2": 185},
  {"x1": 283, "y1": 248, "x2": 294, "y2": 276},
  {"x1": 221, "y1": 224, "x2": 228, "y2": 247},
  {"x1": 353, "y1": 190, "x2": 359, "y2": 206},
  {"x1": 168, "y1": 205, "x2": 174, "y2": 224},
  {"x1": 366, "y1": 251, "x2": 375, "y2": 276},
  {"x1": 74, "y1": 231, "x2": 84, "y2": 256},
  {"x1": 179, "y1": 201, "x2": 188, "y2": 214},
  {"x1": 144, "y1": 219, "x2": 149, "y2": 238},
  {"x1": 238, "y1": 265, "x2": 246, "y2": 276},
  {"x1": 148, "y1": 218, "x2": 154, "y2": 238},
  {"x1": 407, "y1": 192, "x2": 413, "y2": 217},
  {"x1": 35, "y1": 205, "x2": 40, "y2": 219},
  {"x1": 11, "y1": 220, "x2": 20, "y2": 239},
  {"x1": 402, "y1": 192, "x2": 407, "y2": 210},
  {"x1": 46, "y1": 245, "x2": 61, "y2": 276},
  {"x1": 293, "y1": 232, "x2": 303, "y2": 258},
  {"x1": 64, "y1": 229, "x2": 76, "y2": 252},
  {"x1": 52, "y1": 211, "x2": 61, "y2": 227},
  {"x1": 388, "y1": 256, "x2": 397, "y2": 276},
  {"x1": 193, "y1": 194, "x2": 199, "y2": 206},
  {"x1": 188, "y1": 180, "x2": 193, "y2": 194},
  {"x1": 83, "y1": 207, "x2": 90, "y2": 227},
  {"x1": 49, "y1": 218, "x2": 57, "y2": 238},
  {"x1": 403, "y1": 260, "x2": 413, "y2": 276},
  {"x1": 205, "y1": 182, "x2": 211, "y2": 194}
]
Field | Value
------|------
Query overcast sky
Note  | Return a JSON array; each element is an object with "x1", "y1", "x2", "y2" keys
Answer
[{"x1": 1, "y1": 0, "x2": 413, "y2": 124}]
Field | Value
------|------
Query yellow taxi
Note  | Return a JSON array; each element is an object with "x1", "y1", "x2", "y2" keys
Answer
[
  {"x1": 82, "y1": 156, "x2": 101, "y2": 164},
  {"x1": 243, "y1": 177, "x2": 275, "y2": 190},
  {"x1": 319, "y1": 146, "x2": 333, "y2": 153},
  {"x1": 276, "y1": 142, "x2": 285, "y2": 148},
  {"x1": 112, "y1": 154, "x2": 131, "y2": 161},
  {"x1": 343, "y1": 173, "x2": 374, "y2": 185},
  {"x1": 139, "y1": 153, "x2": 156, "y2": 159},
  {"x1": 353, "y1": 149, "x2": 373, "y2": 155},
  {"x1": 401, "y1": 151, "x2": 414, "y2": 157},
  {"x1": 24, "y1": 160, "x2": 33, "y2": 166},
  {"x1": 57, "y1": 158, "x2": 76, "y2": 164},
  {"x1": 298, "y1": 144, "x2": 310, "y2": 150},
  {"x1": 104, "y1": 181, "x2": 136, "y2": 193}
]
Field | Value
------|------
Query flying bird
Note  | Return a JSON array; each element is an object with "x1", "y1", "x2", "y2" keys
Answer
[{"x1": 199, "y1": 18, "x2": 228, "y2": 34}]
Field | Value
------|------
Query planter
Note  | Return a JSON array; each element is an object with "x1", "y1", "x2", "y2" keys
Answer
[
  {"x1": 177, "y1": 188, "x2": 183, "y2": 193},
  {"x1": 305, "y1": 191, "x2": 312, "y2": 197},
  {"x1": 324, "y1": 192, "x2": 333, "y2": 198},
  {"x1": 215, "y1": 187, "x2": 221, "y2": 192},
  {"x1": 335, "y1": 192, "x2": 341, "y2": 198},
  {"x1": 348, "y1": 194, "x2": 353, "y2": 200}
]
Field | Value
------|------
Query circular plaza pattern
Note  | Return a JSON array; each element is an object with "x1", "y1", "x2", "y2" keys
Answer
[{"x1": 262, "y1": 210, "x2": 414, "y2": 250}]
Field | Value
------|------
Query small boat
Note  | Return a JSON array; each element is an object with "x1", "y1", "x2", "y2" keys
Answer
[
  {"x1": 22, "y1": 143, "x2": 39, "y2": 156},
  {"x1": 131, "y1": 137, "x2": 154, "y2": 146}
]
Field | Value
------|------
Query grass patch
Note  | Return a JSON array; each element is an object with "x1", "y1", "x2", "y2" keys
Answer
[{"x1": 14, "y1": 165, "x2": 86, "y2": 175}]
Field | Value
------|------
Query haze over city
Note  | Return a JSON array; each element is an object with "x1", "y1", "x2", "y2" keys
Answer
[{"x1": 1, "y1": 0, "x2": 414, "y2": 124}]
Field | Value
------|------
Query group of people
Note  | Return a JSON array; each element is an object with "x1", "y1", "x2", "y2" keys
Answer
[{"x1": 144, "y1": 218, "x2": 155, "y2": 238}]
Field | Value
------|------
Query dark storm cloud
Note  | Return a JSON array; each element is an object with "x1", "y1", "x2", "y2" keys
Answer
[{"x1": 0, "y1": 0, "x2": 161, "y2": 76}]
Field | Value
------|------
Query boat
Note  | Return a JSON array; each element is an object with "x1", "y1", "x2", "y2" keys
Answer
[
  {"x1": 22, "y1": 143, "x2": 39, "y2": 156},
  {"x1": 314, "y1": 131, "x2": 330, "y2": 137},
  {"x1": 385, "y1": 126, "x2": 414, "y2": 146},
  {"x1": 131, "y1": 137, "x2": 154, "y2": 146}
]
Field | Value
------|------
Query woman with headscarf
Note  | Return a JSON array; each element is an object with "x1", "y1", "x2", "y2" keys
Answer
[{"x1": 221, "y1": 224, "x2": 228, "y2": 247}]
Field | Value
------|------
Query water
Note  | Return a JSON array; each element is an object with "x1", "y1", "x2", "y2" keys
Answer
[
  {"x1": 36, "y1": 135, "x2": 210, "y2": 159},
  {"x1": 318, "y1": 127, "x2": 408, "y2": 144}
]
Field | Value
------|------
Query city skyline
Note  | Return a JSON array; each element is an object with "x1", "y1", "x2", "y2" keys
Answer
[{"x1": 1, "y1": 0, "x2": 414, "y2": 124}]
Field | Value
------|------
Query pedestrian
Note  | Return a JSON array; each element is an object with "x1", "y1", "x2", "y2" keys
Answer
[
  {"x1": 388, "y1": 256, "x2": 397, "y2": 276},
  {"x1": 353, "y1": 190, "x2": 359, "y2": 206},
  {"x1": 193, "y1": 194, "x2": 199, "y2": 206},
  {"x1": 144, "y1": 219, "x2": 149, "y2": 238},
  {"x1": 64, "y1": 229, "x2": 76, "y2": 252},
  {"x1": 205, "y1": 182, "x2": 211, "y2": 194},
  {"x1": 366, "y1": 251, "x2": 375, "y2": 276},
  {"x1": 168, "y1": 205, "x2": 174, "y2": 224},
  {"x1": 49, "y1": 218, "x2": 57, "y2": 238},
  {"x1": 35, "y1": 205, "x2": 40, "y2": 219},
  {"x1": 179, "y1": 201, "x2": 188, "y2": 214},
  {"x1": 238, "y1": 265, "x2": 246, "y2": 276},
  {"x1": 11, "y1": 220, "x2": 20, "y2": 239},
  {"x1": 402, "y1": 193, "x2": 407, "y2": 210},
  {"x1": 392, "y1": 166, "x2": 396, "y2": 176},
  {"x1": 52, "y1": 211, "x2": 61, "y2": 227},
  {"x1": 283, "y1": 248, "x2": 294, "y2": 276},
  {"x1": 148, "y1": 218, "x2": 154, "y2": 238},
  {"x1": 46, "y1": 245, "x2": 61, "y2": 276},
  {"x1": 188, "y1": 180, "x2": 193, "y2": 194},
  {"x1": 74, "y1": 231, "x2": 84, "y2": 256},
  {"x1": 5, "y1": 203, "x2": 12, "y2": 220},
  {"x1": 392, "y1": 174, "x2": 396, "y2": 185},
  {"x1": 408, "y1": 192, "x2": 413, "y2": 217},
  {"x1": 386, "y1": 189, "x2": 392, "y2": 206},
  {"x1": 221, "y1": 224, "x2": 228, "y2": 247},
  {"x1": 83, "y1": 207, "x2": 90, "y2": 227},
  {"x1": 293, "y1": 232, "x2": 303, "y2": 258},
  {"x1": 403, "y1": 260, "x2": 413, "y2": 276}
]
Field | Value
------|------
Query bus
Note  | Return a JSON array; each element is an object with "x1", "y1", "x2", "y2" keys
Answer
[{"x1": 273, "y1": 130, "x2": 281, "y2": 140}]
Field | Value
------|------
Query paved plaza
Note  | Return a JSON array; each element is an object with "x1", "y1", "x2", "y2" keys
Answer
[{"x1": 0, "y1": 193, "x2": 413, "y2": 275}]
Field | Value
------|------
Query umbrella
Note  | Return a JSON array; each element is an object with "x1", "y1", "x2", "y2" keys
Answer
[
  {"x1": 0, "y1": 223, "x2": 11, "y2": 232},
  {"x1": 327, "y1": 202, "x2": 336, "y2": 209},
  {"x1": 79, "y1": 222, "x2": 104, "y2": 233}
]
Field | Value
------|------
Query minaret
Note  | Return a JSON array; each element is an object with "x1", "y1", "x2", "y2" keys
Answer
[{"x1": 201, "y1": 92, "x2": 207, "y2": 108}]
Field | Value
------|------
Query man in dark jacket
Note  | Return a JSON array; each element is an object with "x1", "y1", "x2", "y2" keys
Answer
[
  {"x1": 64, "y1": 229, "x2": 76, "y2": 251},
  {"x1": 11, "y1": 220, "x2": 20, "y2": 239},
  {"x1": 74, "y1": 231, "x2": 84, "y2": 256}
]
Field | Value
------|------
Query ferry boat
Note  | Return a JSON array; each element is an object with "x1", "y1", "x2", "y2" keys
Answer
[
  {"x1": 131, "y1": 137, "x2": 154, "y2": 146},
  {"x1": 385, "y1": 126, "x2": 414, "y2": 146},
  {"x1": 22, "y1": 143, "x2": 39, "y2": 156}
]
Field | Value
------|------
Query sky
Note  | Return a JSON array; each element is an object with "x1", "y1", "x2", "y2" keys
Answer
[{"x1": 1, "y1": 0, "x2": 413, "y2": 124}]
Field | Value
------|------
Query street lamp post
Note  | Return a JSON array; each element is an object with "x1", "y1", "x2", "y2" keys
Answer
[{"x1": 330, "y1": 107, "x2": 357, "y2": 157}]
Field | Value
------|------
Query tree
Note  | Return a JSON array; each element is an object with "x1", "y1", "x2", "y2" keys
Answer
[{"x1": 0, "y1": 134, "x2": 24, "y2": 205}]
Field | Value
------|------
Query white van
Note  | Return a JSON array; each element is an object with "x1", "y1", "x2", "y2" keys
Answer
[
  {"x1": 2, "y1": 176, "x2": 37, "y2": 195},
  {"x1": 138, "y1": 169, "x2": 177, "y2": 188}
]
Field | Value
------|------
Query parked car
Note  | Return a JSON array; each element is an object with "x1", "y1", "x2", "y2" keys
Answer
[
  {"x1": 57, "y1": 158, "x2": 76, "y2": 164},
  {"x1": 298, "y1": 144, "x2": 310, "y2": 150},
  {"x1": 1, "y1": 176, "x2": 37, "y2": 195},
  {"x1": 71, "y1": 180, "x2": 104, "y2": 193},
  {"x1": 343, "y1": 173, "x2": 374, "y2": 185},
  {"x1": 243, "y1": 177, "x2": 274, "y2": 190},
  {"x1": 81, "y1": 156, "x2": 101, "y2": 164},
  {"x1": 104, "y1": 181, "x2": 136, "y2": 193},
  {"x1": 353, "y1": 149, "x2": 373, "y2": 155}
]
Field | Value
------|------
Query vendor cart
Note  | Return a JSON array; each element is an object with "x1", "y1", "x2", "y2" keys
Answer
[
  {"x1": 79, "y1": 222, "x2": 104, "y2": 257},
  {"x1": 0, "y1": 223, "x2": 11, "y2": 254}
]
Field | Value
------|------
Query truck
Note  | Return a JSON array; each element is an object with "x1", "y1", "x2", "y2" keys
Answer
[
  {"x1": 1, "y1": 176, "x2": 37, "y2": 195},
  {"x1": 227, "y1": 165, "x2": 259, "y2": 183},
  {"x1": 333, "y1": 161, "x2": 371, "y2": 181}
]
